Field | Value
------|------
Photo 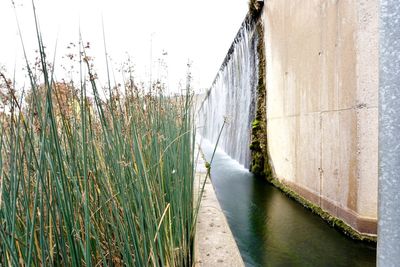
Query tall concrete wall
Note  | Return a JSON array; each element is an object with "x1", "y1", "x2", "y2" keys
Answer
[{"x1": 263, "y1": 0, "x2": 379, "y2": 235}]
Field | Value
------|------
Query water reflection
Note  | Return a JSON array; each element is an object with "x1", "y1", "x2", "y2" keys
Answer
[{"x1": 200, "y1": 140, "x2": 376, "y2": 267}]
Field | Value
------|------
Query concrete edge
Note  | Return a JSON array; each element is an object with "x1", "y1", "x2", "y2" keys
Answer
[
  {"x1": 266, "y1": 175, "x2": 377, "y2": 243},
  {"x1": 193, "y1": 146, "x2": 244, "y2": 267}
]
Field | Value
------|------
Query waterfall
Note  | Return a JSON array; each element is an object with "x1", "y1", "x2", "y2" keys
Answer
[{"x1": 198, "y1": 17, "x2": 258, "y2": 168}]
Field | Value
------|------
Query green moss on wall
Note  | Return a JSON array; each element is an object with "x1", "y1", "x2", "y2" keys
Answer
[
  {"x1": 250, "y1": 20, "x2": 269, "y2": 178},
  {"x1": 248, "y1": 0, "x2": 263, "y2": 19},
  {"x1": 267, "y1": 176, "x2": 377, "y2": 243},
  {"x1": 251, "y1": 119, "x2": 261, "y2": 129}
]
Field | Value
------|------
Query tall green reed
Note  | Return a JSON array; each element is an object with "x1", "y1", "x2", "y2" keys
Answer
[{"x1": 0, "y1": 3, "x2": 198, "y2": 266}]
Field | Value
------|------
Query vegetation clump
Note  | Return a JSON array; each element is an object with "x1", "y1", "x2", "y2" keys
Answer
[
  {"x1": 248, "y1": 0, "x2": 264, "y2": 20},
  {"x1": 0, "y1": 6, "x2": 198, "y2": 266},
  {"x1": 250, "y1": 21, "x2": 270, "y2": 177},
  {"x1": 205, "y1": 162, "x2": 211, "y2": 170},
  {"x1": 251, "y1": 119, "x2": 261, "y2": 130}
]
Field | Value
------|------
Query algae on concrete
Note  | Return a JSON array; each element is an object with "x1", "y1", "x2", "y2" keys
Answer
[
  {"x1": 266, "y1": 176, "x2": 377, "y2": 243},
  {"x1": 249, "y1": 19, "x2": 270, "y2": 178},
  {"x1": 248, "y1": 0, "x2": 263, "y2": 19}
]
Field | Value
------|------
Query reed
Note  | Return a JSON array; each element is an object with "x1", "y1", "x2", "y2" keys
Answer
[{"x1": 0, "y1": 3, "x2": 197, "y2": 266}]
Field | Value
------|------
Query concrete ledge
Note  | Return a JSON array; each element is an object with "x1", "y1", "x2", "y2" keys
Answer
[
  {"x1": 282, "y1": 179, "x2": 378, "y2": 236},
  {"x1": 194, "y1": 148, "x2": 244, "y2": 267},
  {"x1": 266, "y1": 176, "x2": 377, "y2": 243}
]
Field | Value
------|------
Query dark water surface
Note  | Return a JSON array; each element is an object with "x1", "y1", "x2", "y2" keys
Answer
[{"x1": 201, "y1": 141, "x2": 376, "y2": 267}]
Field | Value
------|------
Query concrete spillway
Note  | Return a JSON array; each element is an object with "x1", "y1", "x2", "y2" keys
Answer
[
  {"x1": 198, "y1": 17, "x2": 258, "y2": 168},
  {"x1": 200, "y1": 0, "x2": 380, "y2": 239},
  {"x1": 196, "y1": 1, "x2": 380, "y2": 264}
]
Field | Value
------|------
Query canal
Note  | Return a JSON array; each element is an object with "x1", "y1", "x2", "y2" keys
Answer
[{"x1": 200, "y1": 139, "x2": 377, "y2": 267}]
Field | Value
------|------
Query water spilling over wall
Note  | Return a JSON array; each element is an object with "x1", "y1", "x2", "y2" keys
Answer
[{"x1": 198, "y1": 17, "x2": 259, "y2": 168}]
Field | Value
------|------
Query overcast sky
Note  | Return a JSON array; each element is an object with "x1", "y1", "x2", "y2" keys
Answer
[{"x1": 0, "y1": 0, "x2": 248, "y2": 93}]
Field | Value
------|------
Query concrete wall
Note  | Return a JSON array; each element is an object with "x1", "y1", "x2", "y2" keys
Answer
[{"x1": 263, "y1": 0, "x2": 378, "y2": 235}]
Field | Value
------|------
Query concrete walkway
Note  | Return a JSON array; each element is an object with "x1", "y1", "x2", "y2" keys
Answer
[{"x1": 194, "y1": 146, "x2": 244, "y2": 267}]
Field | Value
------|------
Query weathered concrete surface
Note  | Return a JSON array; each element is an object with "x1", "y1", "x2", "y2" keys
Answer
[
  {"x1": 194, "y1": 147, "x2": 244, "y2": 267},
  {"x1": 263, "y1": 0, "x2": 379, "y2": 235}
]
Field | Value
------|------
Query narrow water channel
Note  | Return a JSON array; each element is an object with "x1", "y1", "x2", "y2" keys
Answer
[{"x1": 200, "y1": 140, "x2": 377, "y2": 267}]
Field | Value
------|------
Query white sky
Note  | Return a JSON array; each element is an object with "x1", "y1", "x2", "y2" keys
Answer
[{"x1": 0, "y1": 0, "x2": 248, "y2": 93}]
